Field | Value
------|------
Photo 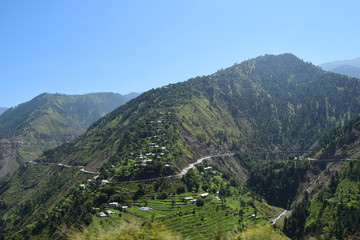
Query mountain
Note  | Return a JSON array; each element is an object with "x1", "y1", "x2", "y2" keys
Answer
[
  {"x1": 0, "y1": 92, "x2": 138, "y2": 178},
  {"x1": 0, "y1": 108, "x2": 7, "y2": 116},
  {"x1": 284, "y1": 117, "x2": 360, "y2": 239},
  {"x1": 123, "y1": 92, "x2": 141, "y2": 101},
  {"x1": 320, "y1": 57, "x2": 360, "y2": 78},
  {"x1": 1, "y1": 54, "x2": 360, "y2": 239}
]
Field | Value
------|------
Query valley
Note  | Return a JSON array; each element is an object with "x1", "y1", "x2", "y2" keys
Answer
[
  {"x1": 0, "y1": 92, "x2": 139, "y2": 178},
  {"x1": 0, "y1": 54, "x2": 359, "y2": 240}
]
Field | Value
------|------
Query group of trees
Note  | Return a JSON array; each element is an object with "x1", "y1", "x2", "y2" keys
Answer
[
  {"x1": 283, "y1": 160, "x2": 360, "y2": 239},
  {"x1": 247, "y1": 161, "x2": 308, "y2": 208}
]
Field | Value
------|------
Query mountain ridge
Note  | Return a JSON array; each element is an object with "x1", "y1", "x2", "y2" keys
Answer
[
  {"x1": 320, "y1": 57, "x2": 360, "y2": 78},
  {"x1": 284, "y1": 116, "x2": 360, "y2": 239},
  {"x1": 0, "y1": 108, "x2": 7, "y2": 116},
  {"x1": 0, "y1": 92, "x2": 139, "y2": 178}
]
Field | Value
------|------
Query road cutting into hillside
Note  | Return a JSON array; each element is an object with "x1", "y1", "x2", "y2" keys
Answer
[
  {"x1": 28, "y1": 153, "x2": 234, "y2": 181},
  {"x1": 177, "y1": 153, "x2": 235, "y2": 177},
  {"x1": 111, "y1": 153, "x2": 235, "y2": 184},
  {"x1": 271, "y1": 210, "x2": 287, "y2": 225}
]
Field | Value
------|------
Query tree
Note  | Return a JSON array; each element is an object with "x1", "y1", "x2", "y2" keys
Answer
[
  {"x1": 182, "y1": 169, "x2": 200, "y2": 191},
  {"x1": 196, "y1": 198, "x2": 205, "y2": 207}
]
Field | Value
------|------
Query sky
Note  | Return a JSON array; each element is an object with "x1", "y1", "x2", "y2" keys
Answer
[{"x1": 1, "y1": 0, "x2": 359, "y2": 108}]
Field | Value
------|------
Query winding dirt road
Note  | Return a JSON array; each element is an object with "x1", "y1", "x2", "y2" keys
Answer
[
  {"x1": 271, "y1": 210, "x2": 287, "y2": 225},
  {"x1": 28, "y1": 153, "x2": 234, "y2": 183},
  {"x1": 111, "y1": 153, "x2": 234, "y2": 184}
]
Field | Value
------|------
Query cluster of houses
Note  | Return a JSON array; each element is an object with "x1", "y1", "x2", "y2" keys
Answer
[
  {"x1": 79, "y1": 175, "x2": 111, "y2": 190},
  {"x1": 97, "y1": 202, "x2": 130, "y2": 218},
  {"x1": 248, "y1": 213, "x2": 259, "y2": 220},
  {"x1": 96, "y1": 202, "x2": 154, "y2": 218},
  {"x1": 183, "y1": 196, "x2": 197, "y2": 203},
  {"x1": 131, "y1": 112, "x2": 173, "y2": 168},
  {"x1": 98, "y1": 209, "x2": 117, "y2": 218},
  {"x1": 183, "y1": 192, "x2": 217, "y2": 203}
]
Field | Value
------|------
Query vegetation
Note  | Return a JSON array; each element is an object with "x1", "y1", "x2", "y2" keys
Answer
[
  {"x1": 284, "y1": 117, "x2": 360, "y2": 239},
  {"x1": 1, "y1": 54, "x2": 360, "y2": 239},
  {"x1": 0, "y1": 92, "x2": 137, "y2": 178},
  {"x1": 232, "y1": 225, "x2": 289, "y2": 240},
  {"x1": 247, "y1": 160, "x2": 310, "y2": 208},
  {"x1": 70, "y1": 221, "x2": 182, "y2": 240}
]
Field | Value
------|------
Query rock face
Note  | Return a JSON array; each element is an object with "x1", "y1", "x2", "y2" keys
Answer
[{"x1": 0, "y1": 139, "x2": 19, "y2": 178}]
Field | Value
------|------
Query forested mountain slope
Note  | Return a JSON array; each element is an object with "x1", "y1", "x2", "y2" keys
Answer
[
  {"x1": 0, "y1": 108, "x2": 7, "y2": 116},
  {"x1": 0, "y1": 92, "x2": 136, "y2": 178},
  {"x1": 0, "y1": 54, "x2": 360, "y2": 239},
  {"x1": 284, "y1": 117, "x2": 360, "y2": 239}
]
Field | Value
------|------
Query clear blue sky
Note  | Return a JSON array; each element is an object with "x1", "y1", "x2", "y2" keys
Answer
[{"x1": 1, "y1": 0, "x2": 359, "y2": 107}]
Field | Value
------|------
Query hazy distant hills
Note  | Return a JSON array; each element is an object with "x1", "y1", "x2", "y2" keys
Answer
[
  {"x1": 123, "y1": 92, "x2": 142, "y2": 101},
  {"x1": 0, "y1": 92, "x2": 139, "y2": 178},
  {"x1": 0, "y1": 108, "x2": 7, "y2": 116},
  {"x1": 320, "y1": 57, "x2": 360, "y2": 78},
  {"x1": 1, "y1": 54, "x2": 360, "y2": 239}
]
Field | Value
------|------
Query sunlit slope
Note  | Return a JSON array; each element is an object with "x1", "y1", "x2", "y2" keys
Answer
[{"x1": 1, "y1": 54, "x2": 360, "y2": 239}]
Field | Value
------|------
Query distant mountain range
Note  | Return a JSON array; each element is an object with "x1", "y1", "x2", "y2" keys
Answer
[
  {"x1": 0, "y1": 108, "x2": 7, "y2": 116},
  {"x1": 320, "y1": 57, "x2": 360, "y2": 78},
  {"x1": 0, "y1": 92, "x2": 140, "y2": 178}
]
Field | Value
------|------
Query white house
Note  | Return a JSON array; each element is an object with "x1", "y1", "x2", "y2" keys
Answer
[
  {"x1": 108, "y1": 202, "x2": 119, "y2": 208},
  {"x1": 139, "y1": 207, "x2": 152, "y2": 211},
  {"x1": 98, "y1": 212, "x2": 107, "y2": 218},
  {"x1": 101, "y1": 180, "x2": 110, "y2": 185},
  {"x1": 183, "y1": 196, "x2": 194, "y2": 201},
  {"x1": 199, "y1": 193, "x2": 209, "y2": 198}
]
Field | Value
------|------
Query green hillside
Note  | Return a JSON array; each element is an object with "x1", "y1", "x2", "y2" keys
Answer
[
  {"x1": 283, "y1": 117, "x2": 360, "y2": 239},
  {"x1": 0, "y1": 54, "x2": 360, "y2": 239},
  {"x1": 0, "y1": 92, "x2": 138, "y2": 178}
]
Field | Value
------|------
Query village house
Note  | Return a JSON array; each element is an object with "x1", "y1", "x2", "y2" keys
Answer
[
  {"x1": 105, "y1": 210, "x2": 115, "y2": 214},
  {"x1": 98, "y1": 212, "x2": 107, "y2": 218},
  {"x1": 248, "y1": 213, "x2": 259, "y2": 220},
  {"x1": 108, "y1": 202, "x2": 119, "y2": 208},
  {"x1": 101, "y1": 180, "x2": 110, "y2": 185},
  {"x1": 183, "y1": 196, "x2": 194, "y2": 201},
  {"x1": 139, "y1": 207, "x2": 152, "y2": 211},
  {"x1": 199, "y1": 193, "x2": 209, "y2": 198}
]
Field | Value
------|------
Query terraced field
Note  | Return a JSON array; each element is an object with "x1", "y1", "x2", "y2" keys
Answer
[{"x1": 114, "y1": 191, "x2": 283, "y2": 239}]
